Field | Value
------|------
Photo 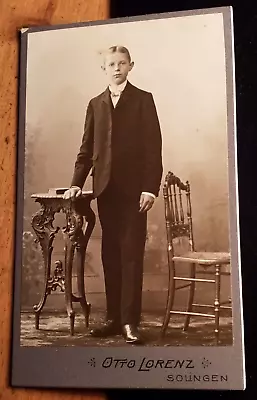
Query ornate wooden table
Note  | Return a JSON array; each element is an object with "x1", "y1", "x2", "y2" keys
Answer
[{"x1": 31, "y1": 188, "x2": 96, "y2": 335}]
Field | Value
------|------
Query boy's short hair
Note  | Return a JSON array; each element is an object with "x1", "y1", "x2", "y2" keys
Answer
[
  {"x1": 99, "y1": 46, "x2": 132, "y2": 69},
  {"x1": 107, "y1": 46, "x2": 131, "y2": 63}
]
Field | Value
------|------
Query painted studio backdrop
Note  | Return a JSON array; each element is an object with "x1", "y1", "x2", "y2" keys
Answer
[{"x1": 22, "y1": 13, "x2": 230, "y2": 315}]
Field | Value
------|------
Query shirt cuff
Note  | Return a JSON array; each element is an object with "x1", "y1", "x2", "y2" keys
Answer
[{"x1": 141, "y1": 191, "x2": 156, "y2": 199}]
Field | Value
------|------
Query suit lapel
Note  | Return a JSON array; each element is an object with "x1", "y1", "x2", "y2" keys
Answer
[
  {"x1": 99, "y1": 88, "x2": 112, "y2": 145},
  {"x1": 102, "y1": 86, "x2": 112, "y2": 106},
  {"x1": 98, "y1": 81, "x2": 135, "y2": 145},
  {"x1": 115, "y1": 81, "x2": 133, "y2": 109}
]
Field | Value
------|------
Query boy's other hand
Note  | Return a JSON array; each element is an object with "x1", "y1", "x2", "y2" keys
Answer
[
  {"x1": 63, "y1": 186, "x2": 82, "y2": 200},
  {"x1": 139, "y1": 193, "x2": 155, "y2": 213}
]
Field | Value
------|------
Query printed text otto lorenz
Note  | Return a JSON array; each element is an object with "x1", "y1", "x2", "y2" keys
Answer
[{"x1": 101, "y1": 357, "x2": 195, "y2": 370}]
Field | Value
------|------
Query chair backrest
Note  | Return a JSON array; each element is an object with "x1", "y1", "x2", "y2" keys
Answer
[{"x1": 163, "y1": 171, "x2": 195, "y2": 255}]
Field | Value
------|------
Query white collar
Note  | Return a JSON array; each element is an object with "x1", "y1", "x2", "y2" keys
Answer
[{"x1": 109, "y1": 79, "x2": 127, "y2": 95}]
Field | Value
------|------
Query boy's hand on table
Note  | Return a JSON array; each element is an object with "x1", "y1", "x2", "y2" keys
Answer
[{"x1": 63, "y1": 186, "x2": 82, "y2": 200}]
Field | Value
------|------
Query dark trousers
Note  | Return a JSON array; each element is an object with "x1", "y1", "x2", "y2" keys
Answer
[{"x1": 97, "y1": 182, "x2": 147, "y2": 326}]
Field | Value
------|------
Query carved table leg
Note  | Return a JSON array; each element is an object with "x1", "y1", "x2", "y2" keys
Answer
[
  {"x1": 64, "y1": 238, "x2": 76, "y2": 335},
  {"x1": 76, "y1": 206, "x2": 96, "y2": 328},
  {"x1": 31, "y1": 203, "x2": 59, "y2": 330},
  {"x1": 63, "y1": 200, "x2": 96, "y2": 335}
]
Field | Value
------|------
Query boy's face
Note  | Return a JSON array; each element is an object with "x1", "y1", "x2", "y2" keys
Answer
[{"x1": 104, "y1": 51, "x2": 134, "y2": 85}]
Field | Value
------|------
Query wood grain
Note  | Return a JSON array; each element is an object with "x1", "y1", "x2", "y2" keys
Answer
[{"x1": 0, "y1": 1, "x2": 109, "y2": 398}]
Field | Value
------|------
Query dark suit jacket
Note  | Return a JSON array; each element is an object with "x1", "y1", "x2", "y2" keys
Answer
[{"x1": 71, "y1": 81, "x2": 163, "y2": 198}]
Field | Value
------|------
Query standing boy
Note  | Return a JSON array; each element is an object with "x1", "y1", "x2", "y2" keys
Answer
[{"x1": 64, "y1": 46, "x2": 163, "y2": 344}]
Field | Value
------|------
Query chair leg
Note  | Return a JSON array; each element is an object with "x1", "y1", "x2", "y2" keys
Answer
[
  {"x1": 214, "y1": 264, "x2": 221, "y2": 345},
  {"x1": 160, "y1": 260, "x2": 176, "y2": 338},
  {"x1": 183, "y1": 263, "x2": 196, "y2": 331}
]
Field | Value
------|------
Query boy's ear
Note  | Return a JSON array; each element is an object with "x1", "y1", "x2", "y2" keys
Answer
[{"x1": 129, "y1": 61, "x2": 134, "y2": 71}]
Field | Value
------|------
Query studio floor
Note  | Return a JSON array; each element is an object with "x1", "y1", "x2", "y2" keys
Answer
[{"x1": 20, "y1": 310, "x2": 233, "y2": 347}]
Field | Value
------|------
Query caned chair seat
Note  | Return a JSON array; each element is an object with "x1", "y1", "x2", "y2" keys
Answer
[
  {"x1": 172, "y1": 251, "x2": 230, "y2": 266},
  {"x1": 160, "y1": 172, "x2": 232, "y2": 345}
]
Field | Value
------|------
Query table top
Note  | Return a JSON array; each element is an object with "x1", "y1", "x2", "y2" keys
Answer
[{"x1": 31, "y1": 188, "x2": 93, "y2": 199}]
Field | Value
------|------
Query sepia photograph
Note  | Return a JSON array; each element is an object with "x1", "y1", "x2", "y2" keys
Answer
[
  {"x1": 11, "y1": 6, "x2": 245, "y2": 390},
  {"x1": 19, "y1": 10, "x2": 236, "y2": 348}
]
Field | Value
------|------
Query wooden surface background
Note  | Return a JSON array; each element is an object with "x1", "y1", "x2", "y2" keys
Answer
[{"x1": 0, "y1": 1, "x2": 109, "y2": 398}]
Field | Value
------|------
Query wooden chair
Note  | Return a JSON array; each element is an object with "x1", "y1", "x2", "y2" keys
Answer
[{"x1": 160, "y1": 172, "x2": 232, "y2": 345}]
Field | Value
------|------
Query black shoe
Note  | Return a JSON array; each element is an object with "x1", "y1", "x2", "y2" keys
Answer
[
  {"x1": 122, "y1": 324, "x2": 143, "y2": 344},
  {"x1": 89, "y1": 320, "x2": 121, "y2": 338}
]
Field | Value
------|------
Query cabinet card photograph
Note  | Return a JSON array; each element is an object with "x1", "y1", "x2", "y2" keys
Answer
[{"x1": 11, "y1": 6, "x2": 245, "y2": 390}]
